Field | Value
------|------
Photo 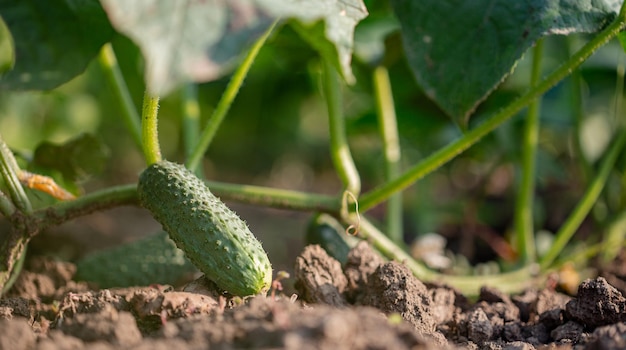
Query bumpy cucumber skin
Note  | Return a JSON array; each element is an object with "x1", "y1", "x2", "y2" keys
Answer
[{"x1": 137, "y1": 161, "x2": 272, "y2": 296}]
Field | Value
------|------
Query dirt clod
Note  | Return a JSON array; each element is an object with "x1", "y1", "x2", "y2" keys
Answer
[
  {"x1": 57, "y1": 308, "x2": 142, "y2": 346},
  {"x1": 294, "y1": 244, "x2": 347, "y2": 306},
  {"x1": 343, "y1": 241, "x2": 384, "y2": 302},
  {"x1": 565, "y1": 277, "x2": 626, "y2": 328},
  {"x1": 361, "y1": 261, "x2": 437, "y2": 335}
]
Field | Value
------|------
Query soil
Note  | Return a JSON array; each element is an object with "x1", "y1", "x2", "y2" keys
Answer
[{"x1": 2, "y1": 241, "x2": 626, "y2": 349}]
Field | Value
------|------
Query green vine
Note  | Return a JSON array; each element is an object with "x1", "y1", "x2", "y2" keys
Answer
[
  {"x1": 323, "y1": 58, "x2": 361, "y2": 197},
  {"x1": 186, "y1": 21, "x2": 278, "y2": 172},
  {"x1": 373, "y1": 65, "x2": 403, "y2": 243},
  {"x1": 514, "y1": 38, "x2": 544, "y2": 265},
  {"x1": 98, "y1": 43, "x2": 143, "y2": 150}
]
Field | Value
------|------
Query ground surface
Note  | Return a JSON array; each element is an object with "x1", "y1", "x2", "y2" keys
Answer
[{"x1": 2, "y1": 241, "x2": 626, "y2": 349}]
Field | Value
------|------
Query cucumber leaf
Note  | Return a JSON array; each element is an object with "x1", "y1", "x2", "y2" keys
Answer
[
  {"x1": 0, "y1": 0, "x2": 114, "y2": 90},
  {"x1": 391, "y1": 0, "x2": 623, "y2": 126},
  {"x1": 99, "y1": 0, "x2": 368, "y2": 96},
  {"x1": 32, "y1": 134, "x2": 110, "y2": 182}
]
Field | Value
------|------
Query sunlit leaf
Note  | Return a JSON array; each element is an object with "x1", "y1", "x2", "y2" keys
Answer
[
  {"x1": 391, "y1": 0, "x2": 622, "y2": 126},
  {"x1": 100, "y1": 0, "x2": 368, "y2": 96}
]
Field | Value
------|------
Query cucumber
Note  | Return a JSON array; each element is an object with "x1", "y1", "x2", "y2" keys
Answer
[
  {"x1": 75, "y1": 231, "x2": 197, "y2": 288},
  {"x1": 137, "y1": 161, "x2": 272, "y2": 296},
  {"x1": 305, "y1": 213, "x2": 358, "y2": 265}
]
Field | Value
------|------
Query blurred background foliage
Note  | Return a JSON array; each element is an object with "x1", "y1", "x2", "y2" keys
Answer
[{"x1": 1, "y1": 1, "x2": 626, "y2": 270}]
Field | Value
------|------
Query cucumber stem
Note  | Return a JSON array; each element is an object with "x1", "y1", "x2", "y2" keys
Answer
[
  {"x1": 540, "y1": 126, "x2": 626, "y2": 269},
  {"x1": 0, "y1": 134, "x2": 31, "y2": 214},
  {"x1": 322, "y1": 58, "x2": 361, "y2": 196},
  {"x1": 186, "y1": 20, "x2": 278, "y2": 172},
  {"x1": 98, "y1": 43, "x2": 143, "y2": 150},
  {"x1": 141, "y1": 91, "x2": 162, "y2": 165},
  {"x1": 514, "y1": 38, "x2": 544, "y2": 265},
  {"x1": 373, "y1": 65, "x2": 403, "y2": 243}
]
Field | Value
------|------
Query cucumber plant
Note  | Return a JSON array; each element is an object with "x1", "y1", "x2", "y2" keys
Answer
[{"x1": 1, "y1": 0, "x2": 626, "y2": 297}]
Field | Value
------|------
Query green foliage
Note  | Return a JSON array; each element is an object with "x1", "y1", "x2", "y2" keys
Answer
[
  {"x1": 391, "y1": 0, "x2": 622, "y2": 126},
  {"x1": 99, "y1": 0, "x2": 367, "y2": 95},
  {"x1": 32, "y1": 134, "x2": 109, "y2": 183},
  {"x1": 0, "y1": 0, "x2": 113, "y2": 90}
]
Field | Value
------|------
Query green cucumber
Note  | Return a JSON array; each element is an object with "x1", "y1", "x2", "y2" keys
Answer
[
  {"x1": 75, "y1": 231, "x2": 197, "y2": 288},
  {"x1": 137, "y1": 160, "x2": 272, "y2": 296},
  {"x1": 306, "y1": 213, "x2": 359, "y2": 265}
]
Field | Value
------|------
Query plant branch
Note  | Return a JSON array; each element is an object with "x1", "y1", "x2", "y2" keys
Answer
[
  {"x1": 359, "y1": 16, "x2": 626, "y2": 212},
  {"x1": 98, "y1": 43, "x2": 143, "y2": 150},
  {"x1": 206, "y1": 181, "x2": 340, "y2": 213},
  {"x1": 0, "y1": 134, "x2": 31, "y2": 214},
  {"x1": 0, "y1": 191, "x2": 15, "y2": 218},
  {"x1": 357, "y1": 216, "x2": 537, "y2": 296},
  {"x1": 322, "y1": 58, "x2": 361, "y2": 196},
  {"x1": 567, "y1": 37, "x2": 593, "y2": 182},
  {"x1": 540, "y1": 126, "x2": 626, "y2": 269},
  {"x1": 29, "y1": 181, "x2": 338, "y2": 230},
  {"x1": 31, "y1": 184, "x2": 139, "y2": 231},
  {"x1": 373, "y1": 65, "x2": 403, "y2": 243},
  {"x1": 186, "y1": 20, "x2": 278, "y2": 172},
  {"x1": 141, "y1": 92, "x2": 162, "y2": 165},
  {"x1": 514, "y1": 38, "x2": 544, "y2": 265}
]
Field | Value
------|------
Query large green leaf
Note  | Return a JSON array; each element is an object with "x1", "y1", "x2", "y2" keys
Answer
[
  {"x1": 99, "y1": 0, "x2": 367, "y2": 96},
  {"x1": 0, "y1": 0, "x2": 114, "y2": 90},
  {"x1": 391, "y1": 0, "x2": 622, "y2": 126}
]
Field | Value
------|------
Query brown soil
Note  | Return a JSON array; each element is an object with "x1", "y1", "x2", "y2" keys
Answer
[{"x1": 2, "y1": 242, "x2": 626, "y2": 349}]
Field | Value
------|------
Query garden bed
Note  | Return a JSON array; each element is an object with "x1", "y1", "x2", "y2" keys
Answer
[{"x1": 2, "y1": 241, "x2": 626, "y2": 349}]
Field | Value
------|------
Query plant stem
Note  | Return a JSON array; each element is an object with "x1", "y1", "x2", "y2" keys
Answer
[
  {"x1": 0, "y1": 134, "x2": 31, "y2": 214},
  {"x1": 322, "y1": 58, "x2": 361, "y2": 196},
  {"x1": 1, "y1": 244, "x2": 25, "y2": 295},
  {"x1": 359, "y1": 16, "x2": 626, "y2": 212},
  {"x1": 357, "y1": 216, "x2": 537, "y2": 296},
  {"x1": 32, "y1": 184, "x2": 139, "y2": 231},
  {"x1": 205, "y1": 180, "x2": 339, "y2": 212},
  {"x1": 373, "y1": 65, "x2": 403, "y2": 243},
  {"x1": 567, "y1": 37, "x2": 593, "y2": 182},
  {"x1": 186, "y1": 21, "x2": 278, "y2": 172},
  {"x1": 540, "y1": 127, "x2": 626, "y2": 269},
  {"x1": 30, "y1": 182, "x2": 338, "y2": 230},
  {"x1": 141, "y1": 91, "x2": 162, "y2": 165},
  {"x1": 514, "y1": 38, "x2": 544, "y2": 265},
  {"x1": 98, "y1": 43, "x2": 142, "y2": 149},
  {"x1": 0, "y1": 191, "x2": 15, "y2": 218}
]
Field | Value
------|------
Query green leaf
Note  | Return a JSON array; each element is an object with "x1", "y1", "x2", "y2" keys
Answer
[
  {"x1": 0, "y1": 17, "x2": 14, "y2": 75},
  {"x1": 0, "y1": 0, "x2": 114, "y2": 90},
  {"x1": 32, "y1": 134, "x2": 110, "y2": 182},
  {"x1": 352, "y1": 13, "x2": 399, "y2": 66},
  {"x1": 391, "y1": 0, "x2": 622, "y2": 126},
  {"x1": 100, "y1": 0, "x2": 368, "y2": 96}
]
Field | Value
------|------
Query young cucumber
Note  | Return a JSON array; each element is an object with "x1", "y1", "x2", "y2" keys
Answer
[{"x1": 137, "y1": 161, "x2": 272, "y2": 296}]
